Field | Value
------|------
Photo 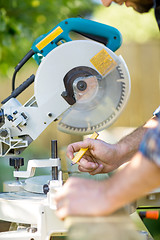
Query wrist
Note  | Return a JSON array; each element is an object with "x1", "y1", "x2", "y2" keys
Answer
[
  {"x1": 99, "y1": 180, "x2": 120, "y2": 215},
  {"x1": 116, "y1": 139, "x2": 139, "y2": 165},
  {"x1": 114, "y1": 142, "x2": 131, "y2": 166}
]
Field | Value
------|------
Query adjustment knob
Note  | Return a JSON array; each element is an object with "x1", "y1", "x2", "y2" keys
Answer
[
  {"x1": 43, "y1": 184, "x2": 49, "y2": 194},
  {"x1": 0, "y1": 129, "x2": 9, "y2": 138}
]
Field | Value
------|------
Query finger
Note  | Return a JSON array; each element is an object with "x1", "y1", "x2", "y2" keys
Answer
[
  {"x1": 56, "y1": 207, "x2": 68, "y2": 220},
  {"x1": 54, "y1": 190, "x2": 64, "y2": 202},
  {"x1": 78, "y1": 165, "x2": 93, "y2": 172},
  {"x1": 54, "y1": 181, "x2": 70, "y2": 201},
  {"x1": 67, "y1": 141, "x2": 86, "y2": 159},
  {"x1": 78, "y1": 158, "x2": 99, "y2": 171},
  {"x1": 67, "y1": 139, "x2": 95, "y2": 160},
  {"x1": 89, "y1": 164, "x2": 104, "y2": 175},
  {"x1": 54, "y1": 178, "x2": 78, "y2": 202}
]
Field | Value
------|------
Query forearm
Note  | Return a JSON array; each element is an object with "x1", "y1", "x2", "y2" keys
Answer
[
  {"x1": 103, "y1": 151, "x2": 160, "y2": 215},
  {"x1": 117, "y1": 116, "x2": 159, "y2": 164},
  {"x1": 55, "y1": 148, "x2": 160, "y2": 219}
]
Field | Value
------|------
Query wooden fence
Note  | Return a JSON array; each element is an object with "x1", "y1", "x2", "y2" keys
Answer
[{"x1": 115, "y1": 40, "x2": 160, "y2": 127}]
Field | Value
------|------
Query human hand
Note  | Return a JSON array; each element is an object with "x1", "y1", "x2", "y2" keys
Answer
[
  {"x1": 54, "y1": 177, "x2": 110, "y2": 220},
  {"x1": 67, "y1": 138, "x2": 122, "y2": 174}
]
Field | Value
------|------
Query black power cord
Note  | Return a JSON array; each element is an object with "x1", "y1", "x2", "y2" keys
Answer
[{"x1": 12, "y1": 49, "x2": 35, "y2": 92}]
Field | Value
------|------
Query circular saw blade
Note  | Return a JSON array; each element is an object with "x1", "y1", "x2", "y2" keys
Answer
[
  {"x1": 58, "y1": 43, "x2": 131, "y2": 134},
  {"x1": 58, "y1": 60, "x2": 130, "y2": 134},
  {"x1": 34, "y1": 40, "x2": 130, "y2": 135}
]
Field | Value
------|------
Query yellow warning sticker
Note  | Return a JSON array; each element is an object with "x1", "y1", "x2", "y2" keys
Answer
[
  {"x1": 90, "y1": 49, "x2": 117, "y2": 76},
  {"x1": 36, "y1": 26, "x2": 63, "y2": 51}
]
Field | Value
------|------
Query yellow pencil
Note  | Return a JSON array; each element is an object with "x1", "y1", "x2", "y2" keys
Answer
[{"x1": 71, "y1": 132, "x2": 99, "y2": 166}]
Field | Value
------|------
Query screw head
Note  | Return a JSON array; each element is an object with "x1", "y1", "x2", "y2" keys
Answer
[
  {"x1": 77, "y1": 80, "x2": 87, "y2": 91},
  {"x1": 48, "y1": 112, "x2": 52, "y2": 117}
]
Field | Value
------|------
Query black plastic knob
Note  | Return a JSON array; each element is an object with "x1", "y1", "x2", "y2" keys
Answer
[
  {"x1": 43, "y1": 184, "x2": 49, "y2": 195},
  {"x1": 9, "y1": 157, "x2": 24, "y2": 169}
]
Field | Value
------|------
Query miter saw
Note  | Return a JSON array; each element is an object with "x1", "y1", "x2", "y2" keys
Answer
[
  {"x1": 0, "y1": 18, "x2": 132, "y2": 240},
  {"x1": 0, "y1": 17, "x2": 131, "y2": 157}
]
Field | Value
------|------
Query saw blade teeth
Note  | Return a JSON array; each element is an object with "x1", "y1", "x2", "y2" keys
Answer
[
  {"x1": 116, "y1": 98, "x2": 124, "y2": 110},
  {"x1": 105, "y1": 113, "x2": 116, "y2": 123},
  {"x1": 59, "y1": 123, "x2": 89, "y2": 133},
  {"x1": 116, "y1": 81, "x2": 126, "y2": 110},
  {"x1": 116, "y1": 66, "x2": 124, "y2": 79},
  {"x1": 58, "y1": 111, "x2": 117, "y2": 134}
]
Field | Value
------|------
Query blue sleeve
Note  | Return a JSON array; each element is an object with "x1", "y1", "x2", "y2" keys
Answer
[
  {"x1": 153, "y1": 105, "x2": 160, "y2": 118},
  {"x1": 139, "y1": 120, "x2": 160, "y2": 167}
]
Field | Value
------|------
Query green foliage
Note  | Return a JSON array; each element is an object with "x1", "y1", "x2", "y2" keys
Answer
[{"x1": 0, "y1": 0, "x2": 95, "y2": 76}]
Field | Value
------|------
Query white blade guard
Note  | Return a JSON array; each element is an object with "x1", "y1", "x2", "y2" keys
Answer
[{"x1": 35, "y1": 40, "x2": 131, "y2": 135}]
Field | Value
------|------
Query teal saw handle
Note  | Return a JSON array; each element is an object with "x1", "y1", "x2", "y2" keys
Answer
[
  {"x1": 10, "y1": 18, "x2": 122, "y2": 93},
  {"x1": 60, "y1": 18, "x2": 122, "y2": 52},
  {"x1": 32, "y1": 17, "x2": 122, "y2": 57}
]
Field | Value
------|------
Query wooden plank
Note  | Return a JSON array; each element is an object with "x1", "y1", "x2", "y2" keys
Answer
[{"x1": 66, "y1": 209, "x2": 144, "y2": 240}]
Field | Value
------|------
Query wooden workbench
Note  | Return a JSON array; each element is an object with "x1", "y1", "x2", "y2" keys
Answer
[{"x1": 65, "y1": 209, "x2": 146, "y2": 240}]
